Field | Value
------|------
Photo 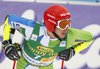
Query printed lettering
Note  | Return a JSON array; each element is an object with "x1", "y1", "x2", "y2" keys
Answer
[
  {"x1": 47, "y1": 14, "x2": 55, "y2": 19},
  {"x1": 42, "y1": 52, "x2": 47, "y2": 56}
]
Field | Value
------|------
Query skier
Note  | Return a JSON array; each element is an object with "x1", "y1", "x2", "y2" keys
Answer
[{"x1": 2, "y1": 5, "x2": 93, "y2": 69}]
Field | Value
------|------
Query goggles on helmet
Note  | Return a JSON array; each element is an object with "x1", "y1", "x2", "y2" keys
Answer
[{"x1": 56, "y1": 18, "x2": 71, "y2": 30}]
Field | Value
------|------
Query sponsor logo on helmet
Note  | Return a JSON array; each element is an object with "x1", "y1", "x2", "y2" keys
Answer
[
  {"x1": 60, "y1": 13, "x2": 70, "y2": 17},
  {"x1": 48, "y1": 19, "x2": 56, "y2": 24},
  {"x1": 47, "y1": 14, "x2": 55, "y2": 19}
]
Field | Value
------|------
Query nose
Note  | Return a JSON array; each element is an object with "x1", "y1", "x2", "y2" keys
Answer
[{"x1": 63, "y1": 27, "x2": 68, "y2": 32}]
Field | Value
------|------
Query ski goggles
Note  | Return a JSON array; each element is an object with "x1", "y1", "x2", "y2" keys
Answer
[{"x1": 56, "y1": 18, "x2": 71, "y2": 30}]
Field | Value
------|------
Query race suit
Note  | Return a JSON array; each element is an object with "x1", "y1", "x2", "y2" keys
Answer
[{"x1": 3, "y1": 14, "x2": 93, "y2": 69}]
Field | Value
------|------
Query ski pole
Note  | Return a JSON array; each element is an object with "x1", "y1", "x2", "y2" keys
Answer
[
  {"x1": 13, "y1": 60, "x2": 16, "y2": 69},
  {"x1": 61, "y1": 60, "x2": 64, "y2": 69}
]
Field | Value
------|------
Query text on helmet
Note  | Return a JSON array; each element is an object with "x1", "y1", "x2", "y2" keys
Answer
[
  {"x1": 48, "y1": 19, "x2": 56, "y2": 24},
  {"x1": 60, "y1": 13, "x2": 70, "y2": 17},
  {"x1": 47, "y1": 14, "x2": 55, "y2": 19}
]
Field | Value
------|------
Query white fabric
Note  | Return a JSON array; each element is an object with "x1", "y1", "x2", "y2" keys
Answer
[{"x1": 25, "y1": 65, "x2": 38, "y2": 69}]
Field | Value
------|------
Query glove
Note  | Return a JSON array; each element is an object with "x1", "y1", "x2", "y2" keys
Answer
[
  {"x1": 2, "y1": 40, "x2": 22, "y2": 61},
  {"x1": 58, "y1": 47, "x2": 75, "y2": 61}
]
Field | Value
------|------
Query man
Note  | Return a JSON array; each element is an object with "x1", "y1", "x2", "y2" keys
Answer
[{"x1": 2, "y1": 5, "x2": 93, "y2": 69}]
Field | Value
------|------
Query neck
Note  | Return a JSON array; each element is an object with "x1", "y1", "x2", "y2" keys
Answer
[{"x1": 47, "y1": 30, "x2": 56, "y2": 39}]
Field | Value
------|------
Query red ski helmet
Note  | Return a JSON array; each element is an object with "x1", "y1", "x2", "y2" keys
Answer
[{"x1": 44, "y1": 5, "x2": 71, "y2": 32}]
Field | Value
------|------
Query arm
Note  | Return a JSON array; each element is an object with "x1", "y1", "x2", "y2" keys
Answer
[
  {"x1": 58, "y1": 28, "x2": 93, "y2": 61},
  {"x1": 2, "y1": 14, "x2": 37, "y2": 61},
  {"x1": 3, "y1": 14, "x2": 36, "y2": 40},
  {"x1": 2, "y1": 15, "x2": 22, "y2": 61},
  {"x1": 71, "y1": 28, "x2": 93, "y2": 53},
  {"x1": 2, "y1": 14, "x2": 36, "y2": 61}
]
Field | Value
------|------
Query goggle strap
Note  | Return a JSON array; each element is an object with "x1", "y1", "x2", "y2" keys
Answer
[{"x1": 52, "y1": 32, "x2": 62, "y2": 42}]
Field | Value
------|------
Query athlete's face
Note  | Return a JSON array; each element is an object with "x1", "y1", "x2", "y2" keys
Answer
[{"x1": 54, "y1": 27, "x2": 68, "y2": 38}]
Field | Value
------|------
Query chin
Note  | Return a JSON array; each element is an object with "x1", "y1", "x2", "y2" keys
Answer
[{"x1": 60, "y1": 36, "x2": 66, "y2": 39}]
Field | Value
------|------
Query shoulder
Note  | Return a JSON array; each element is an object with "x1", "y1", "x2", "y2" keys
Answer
[
  {"x1": 68, "y1": 28, "x2": 93, "y2": 40},
  {"x1": 68, "y1": 28, "x2": 92, "y2": 34},
  {"x1": 40, "y1": 22, "x2": 45, "y2": 27},
  {"x1": 39, "y1": 23, "x2": 46, "y2": 36}
]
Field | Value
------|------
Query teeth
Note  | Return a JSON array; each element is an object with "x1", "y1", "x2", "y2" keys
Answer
[{"x1": 62, "y1": 33, "x2": 66, "y2": 34}]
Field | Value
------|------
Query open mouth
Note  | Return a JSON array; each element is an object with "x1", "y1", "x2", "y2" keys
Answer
[{"x1": 62, "y1": 33, "x2": 66, "y2": 35}]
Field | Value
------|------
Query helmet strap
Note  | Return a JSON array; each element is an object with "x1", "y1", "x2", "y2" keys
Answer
[{"x1": 52, "y1": 32, "x2": 62, "y2": 42}]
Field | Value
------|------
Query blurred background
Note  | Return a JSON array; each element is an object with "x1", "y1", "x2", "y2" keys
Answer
[{"x1": 0, "y1": 0, "x2": 100, "y2": 69}]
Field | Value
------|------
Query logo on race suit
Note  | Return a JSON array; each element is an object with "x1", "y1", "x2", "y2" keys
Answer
[
  {"x1": 37, "y1": 46, "x2": 54, "y2": 52},
  {"x1": 16, "y1": 24, "x2": 20, "y2": 32},
  {"x1": 38, "y1": 62, "x2": 45, "y2": 65},
  {"x1": 60, "y1": 41, "x2": 66, "y2": 47},
  {"x1": 31, "y1": 34, "x2": 38, "y2": 41},
  {"x1": 75, "y1": 39, "x2": 87, "y2": 42},
  {"x1": 11, "y1": 21, "x2": 20, "y2": 32}
]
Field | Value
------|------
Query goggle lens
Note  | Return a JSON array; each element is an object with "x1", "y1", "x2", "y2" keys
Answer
[
  {"x1": 59, "y1": 20, "x2": 70, "y2": 29},
  {"x1": 57, "y1": 19, "x2": 70, "y2": 30}
]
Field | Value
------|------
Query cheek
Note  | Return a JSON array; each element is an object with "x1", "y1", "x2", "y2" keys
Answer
[
  {"x1": 55, "y1": 28, "x2": 63, "y2": 35},
  {"x1": 57, "y1": 31, "x2": 62, "y2": 36}
]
